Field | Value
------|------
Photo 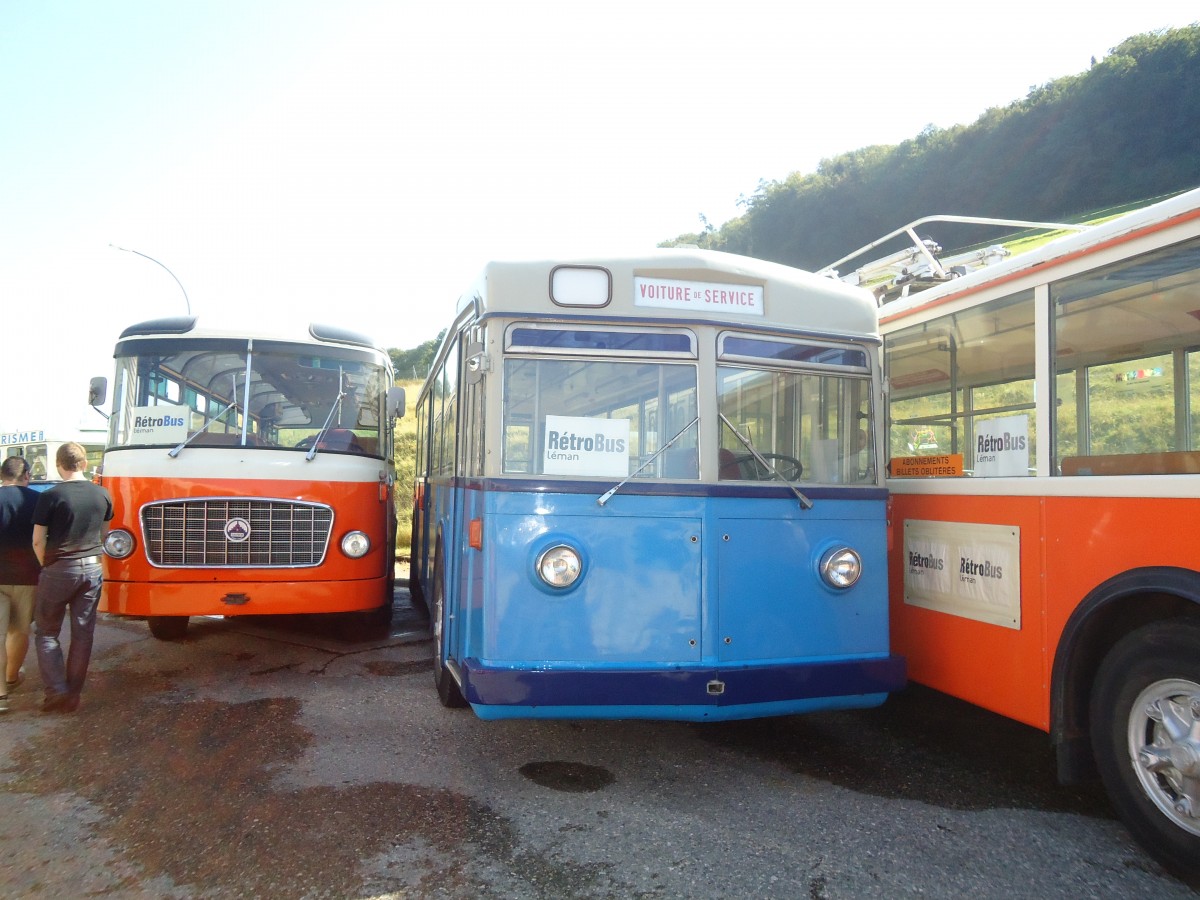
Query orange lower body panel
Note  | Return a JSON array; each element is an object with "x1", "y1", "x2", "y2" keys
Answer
[
  {"x1": 889, "y1": 491, "x2": 1199, "y2": 733},
  {"x1": 102, "y1": 575, "x2": 388, "y2": 617}
]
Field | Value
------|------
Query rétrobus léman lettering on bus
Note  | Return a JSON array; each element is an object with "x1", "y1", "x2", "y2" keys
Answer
[
  {"x1": 545, "y1": 430, "x2": 627, "y2": 453},
  {"x1": 133, "y1": 414, "x2": 185, "y2": 429}
]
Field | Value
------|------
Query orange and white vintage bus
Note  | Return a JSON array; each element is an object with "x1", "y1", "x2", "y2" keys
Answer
[
  {"x1": 828, "y1": 187, "x2": 1200, "y2": 882},
  {"x1": 92, "y1": 317, "x2": 404, "y2": 640}
]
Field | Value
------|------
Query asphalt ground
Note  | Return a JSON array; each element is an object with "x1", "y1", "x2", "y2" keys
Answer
[{"x1": 1, "y1": 588, "x2": 1196, "y2": 898}]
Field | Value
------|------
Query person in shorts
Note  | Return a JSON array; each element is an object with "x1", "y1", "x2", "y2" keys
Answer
[
  {"x1": 0, "y1": 455, "x2": 40, "y2": 712},
  {"x1": 32, "y1": 442, "x2": 113, "y2": 713}
]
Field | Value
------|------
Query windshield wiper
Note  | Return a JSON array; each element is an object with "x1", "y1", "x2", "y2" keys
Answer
[
  {"x1": 306, "y1": 379, "x2": 347, "y2": 461},
  {"x1": 170, "y1": 348, "x2": 252, "y2": 459},
  {"x1": 719, "y1": 413, "x2": 813, "y2": 510},
  {"x1": 597, "y1": 416, "x2": 698, "y2": 507},
  {"x1": 168, "y1": 400, "x2": 238, "y2": 458}
]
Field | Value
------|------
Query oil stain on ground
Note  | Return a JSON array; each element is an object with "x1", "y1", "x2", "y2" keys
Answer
[
  {"x1": 8, "y1": 669, "x2": 607, "y2": 897},
  {"x1": 519, "y1": 761, "x2": 615, "y2": 793}
]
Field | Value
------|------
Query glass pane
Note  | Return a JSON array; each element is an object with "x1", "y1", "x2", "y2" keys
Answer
[
  {"x1": 1054, "y1": 236, "x2": 1200, "y2": 475},
  {"x1": 109, "y1": 342, "x2": 388, "y2": 455},
  {"x1": 721, "y1": 336, "x2": 867, "y2": 369},
  {"x1": 509, "y1": 328, "x2": 692, "y2": 354},
  {"x1": 502, "y1": 358, "x2": 698, "y2": 477},
  {"x1": 886, "y1": 290, "x2": 1035, "y2": 476},
  {"x1": 25, "y1": 444, "x2": 49, "y2": 481},
  {"x1": 717, "y1": 366, "x2": 873, "y2": 485}
]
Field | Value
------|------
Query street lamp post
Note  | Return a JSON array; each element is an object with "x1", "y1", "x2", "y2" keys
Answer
[{"x1": 110, "y1": 244, "x2": 191, "y2": 315}]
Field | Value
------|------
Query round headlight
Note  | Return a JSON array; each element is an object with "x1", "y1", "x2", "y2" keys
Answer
[
  {"x1": 341, "y1": 531, "x2": 371, "y2": 559},
  {"x1": 536, "y1": 544, "x2": 582, "y2": 589},
  {"x1": 820, "y1": 547, "x2": 862, "y2": 589},
  {"x1": 104, "y1": 529, "x2": 135, "y2": 559}
]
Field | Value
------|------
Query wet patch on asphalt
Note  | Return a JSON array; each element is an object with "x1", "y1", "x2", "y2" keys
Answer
[
  {"x1": 8, "y1": 670, "x2": 611, "y2": 897},
  {"x1": 519, "y1": 761, "x2": 616, "y2": 793},
  {"x1": 694, "y1": 684, "x2": 1115, "y2": 818}
]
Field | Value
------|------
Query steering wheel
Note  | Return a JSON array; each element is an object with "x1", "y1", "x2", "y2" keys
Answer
[{"x1": 729, "y1": 452, "x2": 803, "y2": 481}]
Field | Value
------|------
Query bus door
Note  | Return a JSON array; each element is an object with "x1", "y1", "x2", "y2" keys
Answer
[{"x1": 714, "y1": 345, "x2": 886, "y2": 672}]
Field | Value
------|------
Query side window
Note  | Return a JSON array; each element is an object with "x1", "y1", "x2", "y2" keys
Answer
[
  {"x1": 886, "y1": 290, "x2": 1035, "y2": 477},
  {"x1": 1054, "y1": 236, "x2": 1200, "y2": 475},
  {"x1": 414, "y1": 393, "x2": 428, "y2": 480},
  {"x1": 26, "y1": 444, "x2": 50, "y2": 481},
  {"x1": 429, "y1": 355, "x2": 446, "y2": 477},
  {"x1": 440, "y1": 338, "x2": 459, "y2": 477},
  {"x1": 462, "y1": 326, "x2": 486, "y2": 478}
]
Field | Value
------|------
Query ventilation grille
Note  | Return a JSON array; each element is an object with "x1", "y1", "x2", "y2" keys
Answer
[{"x1": 141, "y1": 498, "x2": 333, "y2": 568}]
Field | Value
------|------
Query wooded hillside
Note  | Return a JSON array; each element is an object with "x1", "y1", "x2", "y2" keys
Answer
[{"x1": 663, "y1": 26, "x2": 1200, "y2": 271}]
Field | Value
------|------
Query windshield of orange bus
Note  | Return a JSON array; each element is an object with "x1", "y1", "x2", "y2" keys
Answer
[{"x1": 107, "y1": 339, "x2": 389, "y2": 456}]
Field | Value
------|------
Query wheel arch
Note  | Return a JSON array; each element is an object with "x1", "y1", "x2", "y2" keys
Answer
[{"x1": 1051, "y1": 565, "x2": 1200, "y2": 784}]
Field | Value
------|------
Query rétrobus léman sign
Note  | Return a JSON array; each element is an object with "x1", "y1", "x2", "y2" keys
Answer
[
  {"x1": 903, "y1": 520, "x2": 1021, "y2": 630},
  {"x1": 130, "y1": 405, "x2": 188, "y2": 443},
  {"x1": 633, "y1": 276, "x2": 764, "y2": 316},
  {"x1": 543, "y1": 415, "x2": 630, "y2": 478}
]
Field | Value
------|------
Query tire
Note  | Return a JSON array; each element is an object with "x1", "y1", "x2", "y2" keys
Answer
[
  {"x1": 431, "y1": 546, "x2": 467, "y2": 709},
  {"x1": 147, "y1": 616, "x2": 189, "y2": 641},
  {"x1": 1090, "y1": 618, "x2": 1200, "y2": 885}
]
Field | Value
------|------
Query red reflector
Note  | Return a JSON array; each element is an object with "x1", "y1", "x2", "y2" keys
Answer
[{"x1": 468, "y1": 518, "x2": 483, "y2": 550}]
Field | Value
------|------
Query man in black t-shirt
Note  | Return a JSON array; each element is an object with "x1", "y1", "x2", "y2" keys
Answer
[
  {"x1": 0, "y1": 455, "x2": 40, "y2": 711},
  {"x1": 32, "y1": 442, "x2": 113, "y2": 713}
]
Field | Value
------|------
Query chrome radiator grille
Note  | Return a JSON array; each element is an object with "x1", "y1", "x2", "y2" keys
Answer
[{"x1": 141, "y1": 498, "x2": 334, "y2": 568}]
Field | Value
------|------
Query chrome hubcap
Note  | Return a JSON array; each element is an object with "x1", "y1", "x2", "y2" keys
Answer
[{"x1": 1128, "y1": 678, "x2": 1200, "y2": 835}]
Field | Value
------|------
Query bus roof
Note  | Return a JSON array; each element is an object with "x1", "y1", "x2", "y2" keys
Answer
[
  {"x1": 454, "y1": 248, "x2": 879, "y2": 340},
  {"x1": 114, "y1": 316, "x2": 389, "y2": 356},
  {"x1": 856, "y1": 186, "x2": 1200, "y2": 322}
]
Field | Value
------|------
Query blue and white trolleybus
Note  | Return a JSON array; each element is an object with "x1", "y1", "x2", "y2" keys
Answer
[{"x1": 411, "y1": 249, "x2": 905, "y2": 720}]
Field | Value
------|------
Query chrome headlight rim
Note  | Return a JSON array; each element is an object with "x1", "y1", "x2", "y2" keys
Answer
[
  {"x1": 535, "y1": 543, "x2": 583, "y2": 590},
  {"x1": 340, "y1": 530, "x2": 371, "y2": 559},
  {"x1": 819, "y1": 546, "x2": 862, "y2": 589},
  {"x1": 103, "y1": 529, "x2": 135, "y2": 559}
]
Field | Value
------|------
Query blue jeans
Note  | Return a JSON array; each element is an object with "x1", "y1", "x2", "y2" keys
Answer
[{"x1": 35, "y1": 559, "x2": 103, "y2": 698}]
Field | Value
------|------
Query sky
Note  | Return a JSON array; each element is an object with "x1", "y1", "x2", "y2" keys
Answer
[{"x1": 2, "y1": 0, "x2": 1198, "y2": 431}]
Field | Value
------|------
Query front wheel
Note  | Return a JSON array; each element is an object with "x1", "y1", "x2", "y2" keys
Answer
[
  {"x1": 1090, "y1": 618, "x2": 1200, "y2": 885},
  {"x1": 147, "y1": 616, "x2": 189, "y2": 640}
]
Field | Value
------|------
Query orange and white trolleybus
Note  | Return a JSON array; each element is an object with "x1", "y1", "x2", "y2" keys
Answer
[
  {"x1": 92, "y1": 317, "x2": 404, "y2": 639},
  {"x1": 826, "y1": 187, "x2": 1200, "y2": 882}
]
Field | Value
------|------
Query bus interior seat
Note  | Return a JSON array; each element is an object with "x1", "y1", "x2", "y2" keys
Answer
[
  {"x1": 718, "y1": 448, "x2": 741, "y2": 480},
  {"x1": 1060, "y1": 450, "x2": 1200, "y2": 476}
]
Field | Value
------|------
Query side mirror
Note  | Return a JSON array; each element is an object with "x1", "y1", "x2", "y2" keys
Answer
[
  {"x1": 464, "y1": 342, "x2": 488, "y2": 385},
  {"x1": 88, "y1": 376, "x2": 108, "y2": 407},
  {"x1": 387, "y1": 386, "x2": 406, "y2": 419}
]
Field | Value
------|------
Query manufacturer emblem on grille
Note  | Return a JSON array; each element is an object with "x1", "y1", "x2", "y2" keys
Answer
[{"x1": 224, "y1": 517, "x2": 251, "y2": 543}]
